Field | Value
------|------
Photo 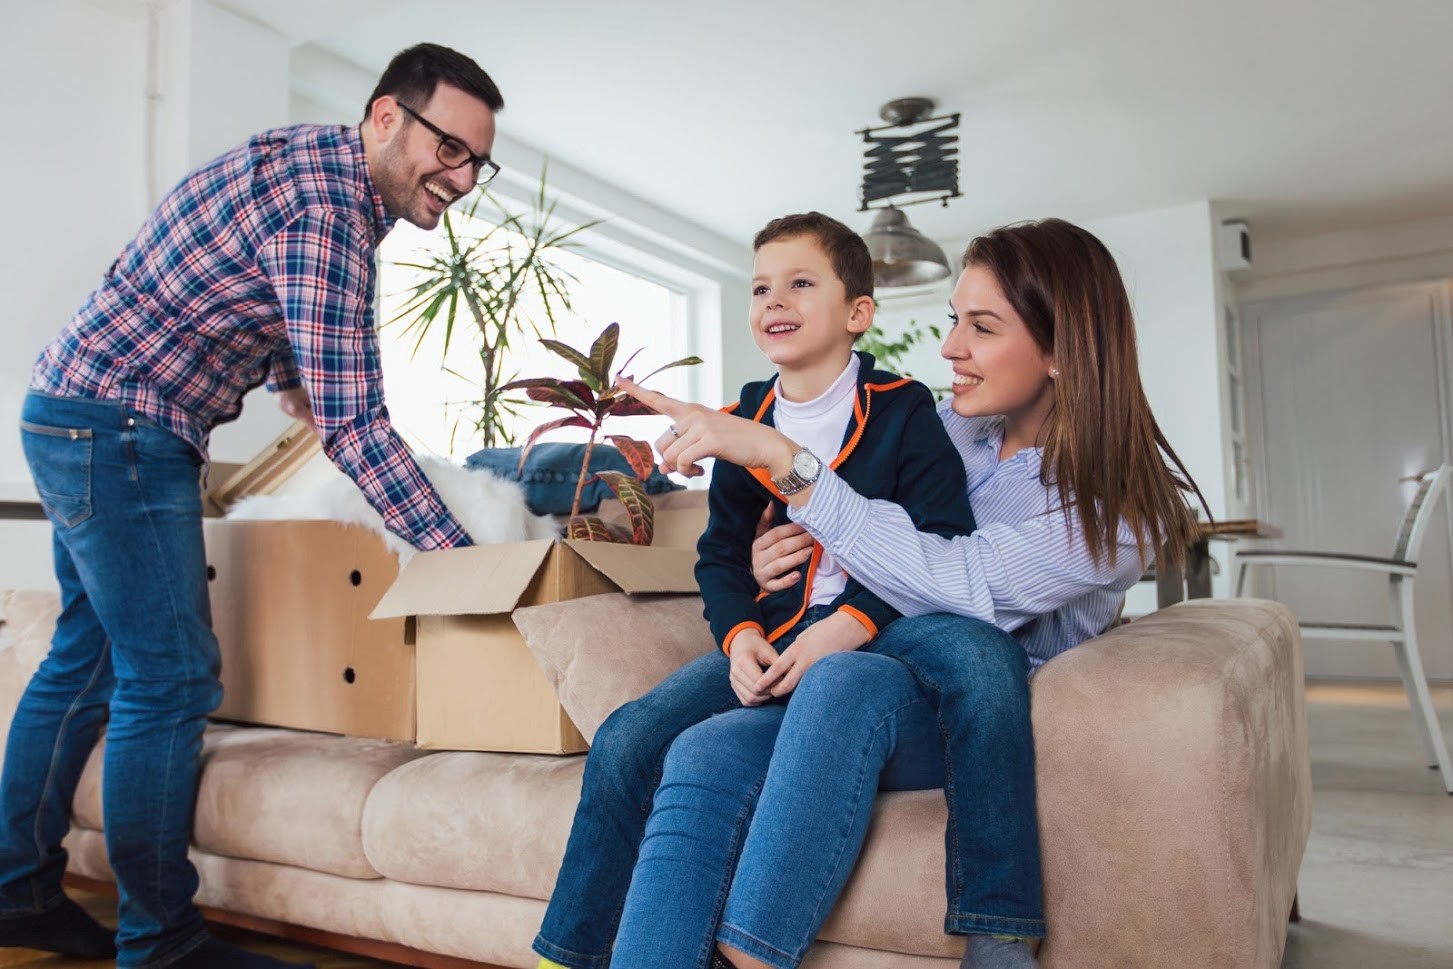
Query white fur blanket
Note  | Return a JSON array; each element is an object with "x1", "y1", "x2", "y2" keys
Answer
[{"x1": 226, "y1": 456, "x2": 558, "y2": 561}]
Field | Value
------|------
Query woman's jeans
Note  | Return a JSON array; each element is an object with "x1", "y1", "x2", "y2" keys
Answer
[
  {"x1": 0, "y1": 392, "x2": 222, "y2": 968},
  {"x1": 532, "y1": 611, "x2": 1043, "y2": 968}
]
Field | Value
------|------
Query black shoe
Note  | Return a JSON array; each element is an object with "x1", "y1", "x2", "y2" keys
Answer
[{"x1": 0, "y1": 894, "x2": 116, "y2": 958}]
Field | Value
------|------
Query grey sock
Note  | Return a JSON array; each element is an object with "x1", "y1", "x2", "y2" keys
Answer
[{"x1": 959, "y1": 934, "x2": 1039, "y2": 969}]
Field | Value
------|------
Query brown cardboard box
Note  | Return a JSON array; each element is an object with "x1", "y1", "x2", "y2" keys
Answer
[{"x1": 205, "y1": 501, "x2": 705, "y2": 754}]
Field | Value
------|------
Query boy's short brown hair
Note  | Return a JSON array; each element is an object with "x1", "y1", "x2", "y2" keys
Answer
[{"x1": 753, "y1": 212, "x2": 874, "y2": 302}]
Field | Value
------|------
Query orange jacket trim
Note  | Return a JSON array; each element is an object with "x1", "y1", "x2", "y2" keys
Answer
[
  {"x1": 766, "y1": 544, "x2": 823, "y2": 643},
  {"x1": 837, "y1": 604, "x2": 878, "y2": 639},
  {"x1": 722, "y1": 621, "x2": 765, "y2": 657}
]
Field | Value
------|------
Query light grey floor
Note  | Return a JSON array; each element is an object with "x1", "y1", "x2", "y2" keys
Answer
[{"x1": 1280, "y1": 681, "x2": 1453, "y2": 968}]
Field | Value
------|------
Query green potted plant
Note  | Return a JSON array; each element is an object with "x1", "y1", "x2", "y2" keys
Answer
[
  {"x1": 387, "y1": 167, "x2": 599, "y2": 447},
  {"x1": 502, "y1": 322, "x2": 701, "y2": 545}
]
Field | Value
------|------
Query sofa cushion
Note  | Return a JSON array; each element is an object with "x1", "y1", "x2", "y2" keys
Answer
[
  {"x1": 513, "y1": 592, "x2": 713, "y2": 742},
  {"x1": 361, "y1": 749, "x2": 585, "y2": 899},
  {"x1": 0, "y1": 590, "x2": 62, "y2": 741},
  {"x1": 72, "y1": 725, "x2": 435, "y2": 880}
]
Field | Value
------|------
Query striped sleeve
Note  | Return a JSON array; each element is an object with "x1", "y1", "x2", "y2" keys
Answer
[
  {"x1": 258, "y1": 209, "x2": 471, "y2": 550},
  {"x1": 789, "y1": 467, "x2": 1143, "y2": 632}
]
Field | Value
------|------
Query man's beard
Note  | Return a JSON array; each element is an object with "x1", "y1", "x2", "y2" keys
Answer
[{"x1": 373, "y1": 137, "x2": 418, "y2": 225}]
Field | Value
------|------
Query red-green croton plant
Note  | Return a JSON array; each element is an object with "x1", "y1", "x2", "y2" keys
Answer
[{"x1": 501, "y1": 323, "x2": 701, "y2": 544}]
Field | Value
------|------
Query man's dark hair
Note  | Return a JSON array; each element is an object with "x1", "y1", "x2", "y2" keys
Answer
[
  {"x1": 362, "y1": 43, "x2": 504, "y2": 120},
  {"x1": 752, "y1": 212, "x2": 874, "y2": 301}
]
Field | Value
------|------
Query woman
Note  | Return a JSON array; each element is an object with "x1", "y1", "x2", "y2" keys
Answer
[{"x1": 532, "y1": 218, "x2": 1202, "y2": 969}]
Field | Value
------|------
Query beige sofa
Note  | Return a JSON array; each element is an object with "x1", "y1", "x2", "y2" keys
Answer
[{"x1": 0, "y1": 586, "x2": 1311, "y2": 969}]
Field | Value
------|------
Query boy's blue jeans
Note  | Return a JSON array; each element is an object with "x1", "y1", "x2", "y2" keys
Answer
[
  {"x1": 0, "y1": 392, "x2": 221, "y2": 968},
  {"x1": 612, "y1": 650, "x2": 947, "y2": 969},
  {"x1": 532, "y1": 611, "x2": 1043, "y2": 968}
]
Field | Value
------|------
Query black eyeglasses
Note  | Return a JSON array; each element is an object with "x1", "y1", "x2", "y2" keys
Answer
[{"x1": 398, "y1": 102, "x2": 501, "y2": 186}]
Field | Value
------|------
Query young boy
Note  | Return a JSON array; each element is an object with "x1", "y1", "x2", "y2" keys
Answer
[
  {"x1": 695, "y1": 211, "x2": 975, "y2": 700},
  {"x1": 532, "y1": 212, "x2": 975, "y2": 969}
]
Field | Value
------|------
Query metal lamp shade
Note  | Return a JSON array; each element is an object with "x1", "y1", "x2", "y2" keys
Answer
[{"x1": 862, "y1": 207, "x2": 951, "y2": 287}]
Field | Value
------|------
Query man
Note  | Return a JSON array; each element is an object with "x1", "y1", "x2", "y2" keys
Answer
[{"x1": 0, "y1": 43, "x2": 501, "y2": 969}]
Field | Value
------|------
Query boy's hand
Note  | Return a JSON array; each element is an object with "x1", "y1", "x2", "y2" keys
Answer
[
  {"x1": 728, "y1": 630, "x2": 780, "y2": 707},
  {"x1": 755, "y1": 611, "x2": 871, "y2": 699},
  {"x1": 752, "y1": 507, "x2": 812, "y2": 592}
]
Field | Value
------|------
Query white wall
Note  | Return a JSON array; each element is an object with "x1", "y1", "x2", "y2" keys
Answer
[
  {"x1": 1236, "y1": 213, "x2": 1453, "y2": 306},
  {"x1": 0, "y1": 1, "x2": 148, "y2": 592},
  {"x1": 0, "y1": 1, "x2": 148, "y2": 504},
  {"x1": 0, "y1": 0, "x2": 287, "y2": 592}
]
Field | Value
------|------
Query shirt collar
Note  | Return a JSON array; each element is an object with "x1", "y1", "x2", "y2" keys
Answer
[
  {"x1": 343, "y1": 124, "x2": 396, "y2": 241},
  {"x1": 970, "y1": 415, "x2": 1044, "y2": 476}
]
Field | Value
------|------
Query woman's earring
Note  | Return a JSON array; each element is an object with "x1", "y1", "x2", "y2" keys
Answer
[{"x1": 1049, "y1": 367, "x2": 1061, "y2": 379}]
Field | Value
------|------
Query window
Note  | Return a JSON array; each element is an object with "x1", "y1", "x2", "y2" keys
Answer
[{"x1": 376, "y1": 208, "x2": 694, "y2": 460}]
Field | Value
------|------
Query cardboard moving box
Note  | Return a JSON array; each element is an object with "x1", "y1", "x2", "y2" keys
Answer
[{"x1": 205, "y1": 504, "x2": 704, "y2": 754}]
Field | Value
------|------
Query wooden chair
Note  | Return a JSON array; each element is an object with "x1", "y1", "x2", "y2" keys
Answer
[{"x1": 1235, "y1": 465, "x2": 1452, "y2": 794}]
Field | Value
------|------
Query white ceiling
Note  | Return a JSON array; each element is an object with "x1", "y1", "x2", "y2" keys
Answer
[{"x1": 213, "y1": 0, "x2": 1453, "y2": 248}]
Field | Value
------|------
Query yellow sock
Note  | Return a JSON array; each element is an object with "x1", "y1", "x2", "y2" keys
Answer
[{"x1": 536, "y1": 960, "x2": 569, "y2": 969}]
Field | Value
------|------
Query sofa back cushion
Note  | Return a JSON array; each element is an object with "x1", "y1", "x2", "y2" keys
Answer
[{"x1": 512, "y1": 592, "x2": 712, "y2": 742}]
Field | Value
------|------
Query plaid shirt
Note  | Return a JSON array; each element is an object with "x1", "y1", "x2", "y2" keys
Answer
[{"x1": 31, "y1": 124, "x2": 471, "y2": 550}]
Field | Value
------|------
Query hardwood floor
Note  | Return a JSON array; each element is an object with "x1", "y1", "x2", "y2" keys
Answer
[{"x1": 0, "y1": 888, "x2": 406, "y2": 968}]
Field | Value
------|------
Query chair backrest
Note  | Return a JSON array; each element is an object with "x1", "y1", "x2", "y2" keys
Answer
[{"x1": 1393, "y1": 464, "x2": 1452, "y2": 562}]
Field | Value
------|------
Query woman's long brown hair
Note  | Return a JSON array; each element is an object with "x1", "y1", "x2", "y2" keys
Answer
[{"x1": 964, "y1": 218, "x2": 1206, "y2": 568}]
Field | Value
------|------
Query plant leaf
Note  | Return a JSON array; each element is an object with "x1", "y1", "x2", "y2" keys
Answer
[
  {"x1": 604, "y1": 395, "x2": 661, "y2": 418},
  {"x1": 595, "y1": 470, "x2": 654, "y2": 546},
  {"x1": 566, "y1": 515, "x2": 632, "y2": 544},
  {"x1": 637, "y1": 355, "x2": 705, "y2": 385},
  {"x1": 605, "y1": 436, "x2": 657, "y2": 480},
  {"x1": 517, "y1": 415, "x2": 593, "y2": 472},
  {"x1": 499, "y1": 377, "x2": 593, "y2": 410},
  {"x1": 588, "y1": 323, "x2": 620, "y2": 385},
  {"x1": 539, "y1": 339, "x2": 593, "y2": 372}
]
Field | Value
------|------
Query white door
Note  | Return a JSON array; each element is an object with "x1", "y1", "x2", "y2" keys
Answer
[{"x1": 1244, "y1": 280, "x2": 1453, "y2": 681}]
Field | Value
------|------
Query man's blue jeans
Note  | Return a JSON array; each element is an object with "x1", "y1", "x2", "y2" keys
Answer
[
  {"x1": 532, "y1": 611, "x2": 1043, "y2": 968},
  {"x1": 0, "y1": 392, "x2": 222, "y2": 968}
]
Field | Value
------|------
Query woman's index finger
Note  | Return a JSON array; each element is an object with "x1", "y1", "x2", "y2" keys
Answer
[{"x1": 615, "y1": 376, "x2": 686, "y2": 418}]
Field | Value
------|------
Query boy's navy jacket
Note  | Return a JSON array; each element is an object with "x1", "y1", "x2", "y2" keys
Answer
[{"x1": 697, "y1": 351, "x2": 976, "y2": 654}]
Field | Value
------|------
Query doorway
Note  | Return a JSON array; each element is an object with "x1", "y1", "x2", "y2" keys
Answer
[{"x1": 1243, "y1": 279, "x2": 1453, "y2": 681}]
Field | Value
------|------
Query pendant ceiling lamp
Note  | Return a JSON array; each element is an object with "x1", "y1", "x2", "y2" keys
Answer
[{"x1": 857, "y1": 97, "x2": 961, "y2": 288}]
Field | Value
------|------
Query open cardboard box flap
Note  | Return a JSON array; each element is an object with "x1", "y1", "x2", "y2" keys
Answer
[
  {"x1": 369, "y1": 539, "x2": 556, "y2": 619},
  {"x1": 566, "y1": 541, "x2": 700, "y2": 594},
  {"x1": 369, "y1": 537, "x2": 699, "y2": 621}
]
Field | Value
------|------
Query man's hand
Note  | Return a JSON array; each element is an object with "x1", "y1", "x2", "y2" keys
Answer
[
  {"x1": 728, "y1": 629, "x2": 780, "y2": 707},
  {"x1": 755, "y1": 611, "x2": 871, "y2": 699},
  {"x1": 752, "y1": 507, "x2": 813, "y2": 592},
  {"x1": 273, "y1": 387, "x2": 319, "y2": 438}
]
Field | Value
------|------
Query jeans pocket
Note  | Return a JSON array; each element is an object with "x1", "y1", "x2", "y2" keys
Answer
[{"x1": 19, "y1": 420, "x2": 94, "y2": 528}]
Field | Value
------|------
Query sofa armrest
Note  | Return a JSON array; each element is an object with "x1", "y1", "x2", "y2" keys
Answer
[{"x1": 1031, "y1": 599, "x2": 1311, "y2": 969}]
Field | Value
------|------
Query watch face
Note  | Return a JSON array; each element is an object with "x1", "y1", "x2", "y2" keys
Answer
[{"x1": 793, "y1": 449, "x2": 822, "y2": 479}]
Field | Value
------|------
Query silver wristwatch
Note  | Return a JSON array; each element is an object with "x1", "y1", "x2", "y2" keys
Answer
[{"x1": 772, "y1": 448, "x2": 823, "y2": 496}]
